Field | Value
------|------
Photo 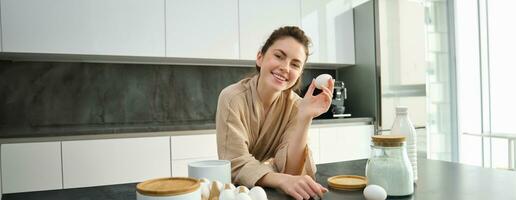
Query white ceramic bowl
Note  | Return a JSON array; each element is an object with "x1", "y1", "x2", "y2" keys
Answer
[{"x1": 188, "y1": 160, "x2": 231, "y2": 184}]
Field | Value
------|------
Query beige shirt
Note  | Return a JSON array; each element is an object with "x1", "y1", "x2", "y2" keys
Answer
[{"x1": 216, "y1": 75, "x2": 316, "y2": 187}]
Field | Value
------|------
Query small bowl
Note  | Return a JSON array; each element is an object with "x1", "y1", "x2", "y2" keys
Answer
[{"x1": 188, "y1": 160, "x2": 231, "y2": 184}]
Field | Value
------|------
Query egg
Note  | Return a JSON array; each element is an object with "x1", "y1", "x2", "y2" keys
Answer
[
  {"x1": 236, "y1": 186, "x2": 249, "y2": 194},
  {"x1": 315, "y1": 74, "x2": 333, "y2": 90},
  {"x1": 235, "y1": 193, "x2": 253, "y2": 200},
  {"x1": 363, "y1": 185, "x2": 387, "y2": 200},
  {"x1": 211, "y1": 180, "x2": 224, "y2": 192},
  {"x1": 219, "y1": 189, "x2": 236, "y2": 200},
  {"x1": 249, "y1": 186, "x2": 267, "y2": 200},
  {"x1": 201, "y1": 183, "x2": 211, "y2": 199},
  {"x1": 224, "y1": 183, "x2": 236, "y2": 190}
]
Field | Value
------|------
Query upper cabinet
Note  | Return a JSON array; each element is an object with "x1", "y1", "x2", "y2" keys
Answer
[
  {"x1": 0, "y1": 0, "x2": 165, "y2": 56},
  {"x1": 165, "y1": 0, "x2": 239, "y2": 59},
  {"x1": 302, "y1": 0, "x2": 355, "y2": 64},
  {"x1": 239, "y1": 0, "x2": 301, "y2": 60},
  {"x1": 0, "y1": 0, "x2": 356, "y2": 65}
]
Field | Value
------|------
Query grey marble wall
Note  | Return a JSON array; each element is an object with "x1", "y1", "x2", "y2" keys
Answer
[{"x1": 0, "y1": 60, "x2": 334, "y2": 137}]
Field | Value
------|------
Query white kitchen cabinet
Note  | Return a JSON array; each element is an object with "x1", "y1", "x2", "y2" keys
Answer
[
  {"x1": 319, "y1": 124, "x2": 373, "y2": 163},
  {"x1": 61, "y1": 137, "x2": 170, "y2": 189},
  {"x1": 1, "y1": 142, "x2": 62, "y2": 193},
  {"x1": 239, "y1": 0, "x2": 301, "y2": 60},
  {"x1": 301, "y1": 0, "x2": 355, "y2": 64},
  {"x1": 166, "y1": 0, "x2": 239, "y2": 59},
  {"x1": 170, "y1": 132, "x2": 218, "y2": 176},
  {"x1": 170, "y1": 132, "x2": 217, "y2": 160},
  {"x1": 308, "y1": 127, "x2": 321, "y2": 164},
  {"x1": 0, "y1": 0, "x2": 165, "y2": 56}
]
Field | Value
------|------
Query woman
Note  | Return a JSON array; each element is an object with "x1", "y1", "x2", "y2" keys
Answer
[{"x1": 216, "y1": 26, "x2": 334, "y2": 200}]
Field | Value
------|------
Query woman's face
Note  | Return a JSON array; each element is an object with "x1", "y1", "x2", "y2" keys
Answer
[{"x1": 256, "y1": 37, "x2": 306, "y2": 93}]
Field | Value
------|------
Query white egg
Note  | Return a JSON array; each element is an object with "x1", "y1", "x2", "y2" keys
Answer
[
  {"x1": 211, "y1": 180, "x2": 224, "y2": 192},
  {"x1": 235, "y1": 193, "x2": 253, "y2": 200},
  {"x1": 235, "y1": 186, "x2": 249, "y2": 194},
  {"x1": 315, "y1": 74, "x2": 333, "y2": 90},
  {"x1": 219, "y1": 189, "x2": 236, "y2": 200},
  {"x1": 224, "y1": 183, "x2": 236, "y2": 190},
  {"x1": 249, "y1": 186, "x2": 267, "y2": 200},
  {"x1": 201, "y1": 183, "x2": 211, "y2": 199},
  {"x1": 363, "y1": 185, "x2": 387, "y2": 200}
]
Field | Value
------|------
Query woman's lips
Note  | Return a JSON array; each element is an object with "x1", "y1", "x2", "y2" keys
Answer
[{"x1": 272, "y1": 72, "x2": 287, "y2": 82}]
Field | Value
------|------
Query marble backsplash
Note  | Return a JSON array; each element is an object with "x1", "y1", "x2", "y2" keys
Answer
[{"x1": 0, "y1": 60, "x2": 334, "y2": 137}]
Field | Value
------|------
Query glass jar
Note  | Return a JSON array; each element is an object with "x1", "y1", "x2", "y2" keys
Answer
[{"x1": 365, "y1": 135, "x2": 414, "y2": 196}]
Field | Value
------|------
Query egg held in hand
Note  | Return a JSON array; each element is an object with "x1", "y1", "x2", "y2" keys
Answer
[{"x1": 315, "y1": 74, "x2": 333, "y2": 90}]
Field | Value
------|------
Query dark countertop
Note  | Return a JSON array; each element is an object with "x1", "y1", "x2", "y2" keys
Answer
[
  {"x1": 4, "y1": 158, "x2": 516, "y2": 200},
  {"x1": 0, "y1": 117, "x2": 373, "y2": 143}
]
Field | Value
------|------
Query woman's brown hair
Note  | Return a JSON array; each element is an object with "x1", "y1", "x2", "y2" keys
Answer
[{"x1": 255, "y1": 26, "x2": 311, "y2": 92}]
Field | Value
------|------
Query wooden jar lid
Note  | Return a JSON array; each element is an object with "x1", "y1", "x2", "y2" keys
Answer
[
  {"x1": 136, "y1": 177, "x2": 200, "y2": 197},
  {"x1": 327, "y1": 175, "x2": 367, "y2": 191},
  {"x1": 372, "y1": 135, "x2": 406, "y2": 147}
]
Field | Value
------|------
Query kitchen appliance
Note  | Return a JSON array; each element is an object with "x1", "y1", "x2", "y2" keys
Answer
[{"x1": 331, "y1": 81, "x2": 350, "y2": 118}]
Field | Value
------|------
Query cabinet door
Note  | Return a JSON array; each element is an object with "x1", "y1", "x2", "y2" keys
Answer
[
  {"x1": 1, "y1": 0, "x2": 165, "y2": 56},
  {"x1": 170, "y1": 132, "x2": 217, "y2": 160},
  {"x1": 170, "y1": 132, "x2": 218, "y2": 177},
  {"x1": 1, "y1": 142, "x2": 62, "y2": 193},
  {"x1": 319, "y1": 125, "x2": 373, "y2": 163},
  {"x1": 62, "y1": 137, "x2": 170, "y2": 189},
  {"x1": 239, "y1": 0, "x2": 301, "y2": 60},
  {"x1": 301, "y1": 0, "x2": 355, "y2": 64},
  {"x1": 166, "y1": 0, "x2": 239, "y2": 59},
  {"x1": 308, "y1": 127, "x2": 321, "y2": 164}
]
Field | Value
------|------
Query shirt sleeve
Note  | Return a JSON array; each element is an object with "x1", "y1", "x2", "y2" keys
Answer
[
  {"x1": 272, "y1": 100, "x2": 317, "y2": 179},
  {"x1": 216, "y1": 94, "x2": 276, "y2": 187}
]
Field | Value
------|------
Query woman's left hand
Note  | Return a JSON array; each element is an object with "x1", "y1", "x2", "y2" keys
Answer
[{"x1": 299, "y1": 78, "x2": 334, "y2": 119}]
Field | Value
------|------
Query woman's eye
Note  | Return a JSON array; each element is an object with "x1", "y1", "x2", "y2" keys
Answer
[{"x1": 275, "y1": 54, "x2": 282, "y2": 59}]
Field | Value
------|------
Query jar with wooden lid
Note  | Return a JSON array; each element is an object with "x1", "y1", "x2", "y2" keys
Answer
[
  {"x1": 365, "y1": 135, "x2": 414, "y2": 196},
  {"x1": 136, "y1": 177, "x2": 201, "y2": 200}
]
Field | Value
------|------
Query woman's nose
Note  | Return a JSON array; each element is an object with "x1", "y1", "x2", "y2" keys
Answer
[{"x1": 279, "y1": 61, "x2": 290, "y2": 72}]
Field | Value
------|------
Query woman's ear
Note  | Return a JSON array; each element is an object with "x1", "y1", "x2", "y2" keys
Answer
[{"x1": 256, "y1": 51, "x2": 264, "y2": 68}]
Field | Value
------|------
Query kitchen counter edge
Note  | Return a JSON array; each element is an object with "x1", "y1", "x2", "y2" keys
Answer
[{"x1": 0, "y1": 117, "x2": 373, "y2": 144}]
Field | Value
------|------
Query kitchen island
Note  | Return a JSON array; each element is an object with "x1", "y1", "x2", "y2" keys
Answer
[{"x1": 3, "y1": 158, "x2": 516, "y2": 200}]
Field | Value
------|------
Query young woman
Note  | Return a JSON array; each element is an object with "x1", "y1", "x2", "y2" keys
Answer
[{"x1": 216, "y1": 26, "x2": 334, "y2": 200}]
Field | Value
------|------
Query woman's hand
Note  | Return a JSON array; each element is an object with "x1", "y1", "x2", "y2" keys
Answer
[
  {"x1": 299, "y1": 79, "x2": 335, "y2": 119},
  {"x1": 278, "y1": 174, "x2": 328, "y2": 200}
]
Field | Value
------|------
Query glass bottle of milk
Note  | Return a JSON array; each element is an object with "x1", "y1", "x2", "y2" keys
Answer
[{"x1": 389, "y1": 106, "x2": 417, "y2": 182}]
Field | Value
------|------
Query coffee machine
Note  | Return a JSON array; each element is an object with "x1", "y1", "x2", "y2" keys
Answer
[{"x1": 332, "y1": 81, "x2": 350, "y2": 118}]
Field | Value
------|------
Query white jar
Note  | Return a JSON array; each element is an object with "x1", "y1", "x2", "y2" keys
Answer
[
  {"x1": 136, "y1": 177, "x2": 201, "y2": 200},
  {"x1": 365, "y1": 135, "x2": 414, "y2": 197},
  {"x1": 390, "y1": 106, "x2": 418, "y2": 182}
]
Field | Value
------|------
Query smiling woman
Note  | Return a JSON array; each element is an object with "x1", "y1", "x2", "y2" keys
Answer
[{"x1": 216, "y1": 26, "x2": 334, "y2": 200}]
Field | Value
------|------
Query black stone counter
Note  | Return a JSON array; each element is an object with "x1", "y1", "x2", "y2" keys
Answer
[
  {"x1": 0, "y1": 117, "x2": 372, "y2": 143},
  {"x1": 4, "y1": 158, "x2": 516, "y2": 200}
]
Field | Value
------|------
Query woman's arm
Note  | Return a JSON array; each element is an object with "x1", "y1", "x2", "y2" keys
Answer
[
  {"x1": 284, "y1": 79, "x2": 334, "y2": 175},
  {"x1": 283, "y1": 115, "x2": 312, "y2": 175}
]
